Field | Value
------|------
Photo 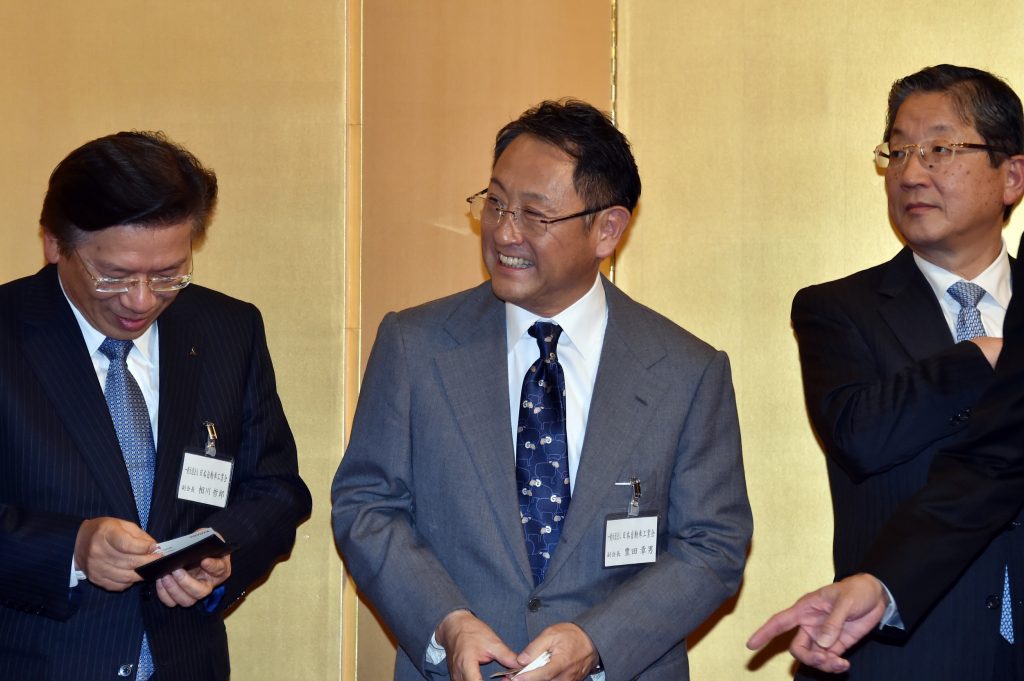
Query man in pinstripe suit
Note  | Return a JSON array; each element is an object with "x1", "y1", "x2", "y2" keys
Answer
[{"x1": 0, "y1": 131, "x2": 311, "y2": 680}]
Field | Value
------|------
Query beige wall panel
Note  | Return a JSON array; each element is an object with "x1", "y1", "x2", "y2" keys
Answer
[
  {"x1": 361, "y1": 1, "x2": 613, "y2": 350},
  {"x1": 357, "y1": 1, "x2": 612, "y2": 676},
  {"x1": 618, "y1": 1, "x2": 1024, "y2": 678},
  {"x1": 0, "y1": 2, "x2": 346, "y2": 679}
]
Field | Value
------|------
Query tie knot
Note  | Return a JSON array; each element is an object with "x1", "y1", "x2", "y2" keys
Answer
[
  {"x1": 947, "y1": 280, "x2": 987, "y2": 309},
  {"x1": 99, "y1": 337, "x2": 134, "y2": 363},
  {"x1": 529, "y1": 321, "x2": 562, "y2": 360}
]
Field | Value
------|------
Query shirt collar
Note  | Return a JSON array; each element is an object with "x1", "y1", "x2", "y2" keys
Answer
[
  {"x1": 913, "y1": 240, "x2": 1012, "y2": 311},
  {"x1": 505, "y1": 274, "x2": 607, "y2": 359},
  {"x1": 57, "y1": 275, "x2": 159, "y2": 363}
]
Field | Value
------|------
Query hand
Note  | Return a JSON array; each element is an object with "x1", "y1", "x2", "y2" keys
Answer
[
  {"x1": 74, "y1": 517, "x2": 156, "y2": 591},
  {"x1": 746, "y1": 573, "x2": 888, "y2": 674},
  {"x1": 155, "y1": 554, "x2": 232, "y2": 608},
  {"x1": 515, "y1": 622, "x2": 598, "y2": 681},
  {"x1": 971, "y1": 336, "x2": 1003, "y2": 368},
  {"x1": 435, "y1": 609, "x2": 519, "y2": 681}
]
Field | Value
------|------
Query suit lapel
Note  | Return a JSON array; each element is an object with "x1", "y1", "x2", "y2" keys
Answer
[
  {"x1": 18, "y1": 266, "x2": 139, "y2": 522},
  {"x1": 435, "y1": 284, "x2": 535, "y2": 583},
  {"x1": 544, "y1": 280, "x2": 668, "y2": 583},
  {"x1": 878, "y1": 248, "x2": 956, "y2": 361},
  {"x1": 150, "y1": 293, "x2": 203, "y2": 534}
]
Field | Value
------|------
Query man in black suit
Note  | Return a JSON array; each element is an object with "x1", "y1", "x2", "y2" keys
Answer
[
  {"x1": 0, "y1": 131, "x2": 312, "y2": 680},
  {"x1": 748, "y1": 65, "x2": 1024, "y2": 679}
]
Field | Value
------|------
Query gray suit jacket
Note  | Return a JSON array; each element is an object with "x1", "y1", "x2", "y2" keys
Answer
[{"x1": 332, "y1": 278, "x2": 751, "y2": 681}]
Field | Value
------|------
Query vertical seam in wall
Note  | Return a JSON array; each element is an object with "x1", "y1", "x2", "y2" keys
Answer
[
  {"x1": 341, "y1": 0, "x2": 363, "y2": 679},
  {"x1": 609, "y1": 0, "x2": 619, "y2": 284}
]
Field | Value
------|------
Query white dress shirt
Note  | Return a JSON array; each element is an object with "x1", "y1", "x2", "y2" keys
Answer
[{"x1": 61, "y1": 280, "x2": 160, "y2": 586}]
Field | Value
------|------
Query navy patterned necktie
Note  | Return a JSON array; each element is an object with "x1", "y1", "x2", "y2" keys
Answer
[
  {"x1": 98, "y1": 338, "x2": 156, "y2": 679},
  {"x1": 515, "y1": 321, "x2": 570, "y2": 585},
  {"x1": 945, "y1": 282, "x2": 1014, "y2": 642},
  {"x1": 947, "y1": 280, "x2": 987, "y2": 342}
]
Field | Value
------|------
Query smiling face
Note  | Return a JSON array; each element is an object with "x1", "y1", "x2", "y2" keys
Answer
[
  {"x1": 481, "y1": 134, "x2": 628, "y2": 318},
  {"x1": 885, "y1": 91, "x2": 1024, "y2": 277},
  {"x1": 45, "y1": 221, "x2": 193, "y2": 340}
]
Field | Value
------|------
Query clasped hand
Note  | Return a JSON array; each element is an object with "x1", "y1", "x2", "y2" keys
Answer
[
  {"x1": 436, "y1": 610, "x2": 598, "y2": 681},
  {"x1": 74, "y1": 517, "x2": 232, "y2": 607}
]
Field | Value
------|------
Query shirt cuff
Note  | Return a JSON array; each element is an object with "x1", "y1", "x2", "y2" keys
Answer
[
  {"x1": 70, "y1": 556, "x2": 87, "y2": 588},
  {"x1": 426, "y1": 633, "x2": 446, "y2": 665},
  {"x1": 878, "y1": 579, "x2": 905, "y2": 630}
]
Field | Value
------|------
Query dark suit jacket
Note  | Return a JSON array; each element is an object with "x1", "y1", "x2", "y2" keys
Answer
[
  {"x1": 331, "y1": 278, "x2": 752, "y2": 681},
  {"x1": 791, "y1": 247, "x2": 1020, "y2": 680},
  {"x1": 0, "y1": 265, "x2": 311, "y2": 681},
  {"x1": 861, "y1": 232, "x2": 1024, "y2": 645}
]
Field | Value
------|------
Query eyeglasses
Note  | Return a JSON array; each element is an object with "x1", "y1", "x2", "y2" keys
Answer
[
  {"x1": 873, "y1": 138, "x2": 1001, "y2": 170},
  {"x1": 466, "y1": 189, "x2": 611, "y2": 237},
  {"x1": 75, "y1": 249, "x2": 193, "y2": 293}
]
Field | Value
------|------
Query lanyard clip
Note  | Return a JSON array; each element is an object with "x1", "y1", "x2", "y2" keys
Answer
[
  {"x1": 615, "y1": 476, "x2": 642, "y2": 517},
  {"x1": 203, "y1": 421, "x2": 218, "y2": 457}
]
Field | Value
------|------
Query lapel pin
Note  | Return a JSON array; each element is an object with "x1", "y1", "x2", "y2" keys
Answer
[{"x1": 189, "y1": 346, "x2": 199, "y2": 357}]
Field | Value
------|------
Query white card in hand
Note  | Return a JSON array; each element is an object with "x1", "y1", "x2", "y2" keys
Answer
[{"x1": 489, "y1": 650, "x2": 551, "y2": 678}]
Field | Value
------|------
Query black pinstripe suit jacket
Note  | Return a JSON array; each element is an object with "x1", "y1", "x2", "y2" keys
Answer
[
  {"x1": 790, "y1": 247, "x2": 1023, "y2": 681},
  {"x1": 0, "y1": 265, "x2": 311, "y2": 680}
]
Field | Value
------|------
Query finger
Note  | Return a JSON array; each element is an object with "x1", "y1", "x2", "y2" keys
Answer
[
  {"x1": 107, "y1": 526, "x2": 156, "y2": 555},
  {"x1": 815, "y1": 592, "x2": 855, "y2": 649},
  {"x1": 746, "y1": 607, "x2": 800, "y2": 650},
  {"x1": 154, "y1": 577, "x2": 179, "y2": 607},
  {"x1": 155, "y1": 570, "x2": 204, "y2": 607},
  {"x1": 198, "y1": 555, "x2": 231, "y2": 581}
]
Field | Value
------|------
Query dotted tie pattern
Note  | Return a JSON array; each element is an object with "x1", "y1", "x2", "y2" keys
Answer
[
  {"x1": 98, "y1": 338, "x2": 156, "y2": 679},
  {"x1": 515, "y1": 322, "x2": 570, "y2": 586}
]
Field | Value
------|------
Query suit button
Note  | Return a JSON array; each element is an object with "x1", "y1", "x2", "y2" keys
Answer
[
  {"x1": 986, "y1": 595, "x2": 1002, "y2": 610},
  {"x1": 949, "y1": 409, "x2": 970, "y2": 425},
  {"x1": 528, "y1": 598, "x2": 541, "y2": 612},
  {"x1": 141, "y1": 585, "x2": 153, "y2": 600},
  {"x1": 117, "y1": 663, "x2": 135, "y2": 677}
]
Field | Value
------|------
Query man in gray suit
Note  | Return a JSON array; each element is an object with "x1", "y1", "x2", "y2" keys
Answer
[{"x1": 332, "y1": 100, "x2": 751, "y2": 681}]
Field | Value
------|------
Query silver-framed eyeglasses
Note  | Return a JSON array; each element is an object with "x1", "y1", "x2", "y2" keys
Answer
[
  {"x1": 466, "y1": 189, "x2": 611, "y2": 237},
  {"x1": 75, "y1": 248, "x2": 193, "y2": 293},
  {"x1": 873, "y1": 138, "x2": 1001, "y2": 170}
]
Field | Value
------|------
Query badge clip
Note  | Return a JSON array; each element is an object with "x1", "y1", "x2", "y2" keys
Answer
[
  {"x1": 203, "y1": 421, "x2": 218, "y2": 457},
  {"x1": 614, "y1": 476, "x2": 642, "y2": 517}
]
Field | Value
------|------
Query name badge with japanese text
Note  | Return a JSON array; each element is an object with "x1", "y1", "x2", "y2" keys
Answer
[
  {"x1": 603, "y1": 513, "x2": 659, "y2": 567},
  {"x1": 178, "y1": 448, "x2": 233, "y2": 508}
]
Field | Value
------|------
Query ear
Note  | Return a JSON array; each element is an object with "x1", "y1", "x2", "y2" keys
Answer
[
  {"x1": 1003, "y1": 155, "x2": 1024, "y2": 207},
  {"x1": 594, "y1": 206, "x2": 632, "y2": 261},
  {"x1": 42, "y1": 229, "x2": 62, "y2": 264}
]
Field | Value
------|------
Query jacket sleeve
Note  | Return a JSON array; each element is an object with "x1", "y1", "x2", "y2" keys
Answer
[
  {"x1": 862, "y1": 289, "x2": 1024, "y2": 628},
  {"x1": 331, "y1": 312, "x2": 472, "y2": 677},
  {"x1": 791, "y1": 285, "x2": 994, "y2": 482}
]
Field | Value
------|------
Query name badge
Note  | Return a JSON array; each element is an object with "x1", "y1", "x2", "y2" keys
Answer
[
  {"x1": 178, "y1": 449, "x2": 233, "y2": 507},
  {"x1": 604, "y1": 513, "x2": 659, "y2": 567}
]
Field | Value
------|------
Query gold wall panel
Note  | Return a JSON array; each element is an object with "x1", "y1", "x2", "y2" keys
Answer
[
  {"x1": 618, "y1": 1, "x2": 1024, "y2": 678},
  {"x1": 0, "y1": 2, "x2": 347, "y2": 679},
  {"x1": 357, "y1": 1, "x2": 613, "y2": 676}
]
